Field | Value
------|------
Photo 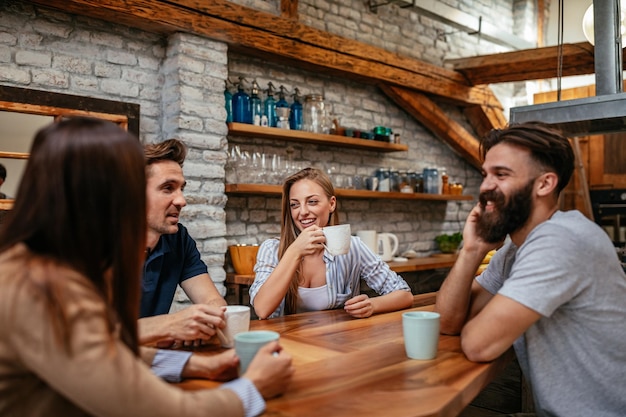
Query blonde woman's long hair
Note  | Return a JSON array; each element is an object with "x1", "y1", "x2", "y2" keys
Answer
[{"x1": 278, "y1": 168, "x2": 339, "y2": 314}]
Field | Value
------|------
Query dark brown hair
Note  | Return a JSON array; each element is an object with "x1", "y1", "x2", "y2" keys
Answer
[
  {"x1": 144, "y1": 138, "x2": 187, "y2": 176},
  {"x1": 0, "y1": 117, "x2": 146, "y2": 355},
  {"x1": 480, "y1": 122, "x2": 575, "y2": 195},
  {"x1": 279, "y1": 167, "x2": 339, "y2": 314}
]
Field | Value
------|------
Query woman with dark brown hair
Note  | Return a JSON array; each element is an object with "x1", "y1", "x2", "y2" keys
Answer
[
  {"x1": 0, "y1": 118, "x2": 292, "y2": 417},
  {"x1": 250, "y1": 167, "x2": 413, "y2": 320}
]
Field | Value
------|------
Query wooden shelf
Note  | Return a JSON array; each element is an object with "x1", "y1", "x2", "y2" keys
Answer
[
  {"x1": 0, "y1": 199, "x2": 13, "y2": 210},
  {"x1": 386, "y1": 254, "x2": 457, "y2": 273},
  {"x1": 226, "y1": 255, "x2": 457, "y2": 287},
  {"x1": 225, "y1": 183, "x2": 473, "y2": 201},
  {"x1": 228, "y1": 122, "x2": 409, "y2": 152}
]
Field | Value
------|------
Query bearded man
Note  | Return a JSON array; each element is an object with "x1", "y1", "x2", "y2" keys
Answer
[{"x1": 435, "y1": 122, "x2": 626, "y2": 417}]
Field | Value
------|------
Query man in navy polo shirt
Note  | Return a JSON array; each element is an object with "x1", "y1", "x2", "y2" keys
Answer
[{"x1": 139, "y1": 139, "x2": 227, "y2": 348}]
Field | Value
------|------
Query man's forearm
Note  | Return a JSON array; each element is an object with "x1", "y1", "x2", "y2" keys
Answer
[
  {"x1": 138, "y1": 315, "x2": 171, "y2": 345},
  {"x1": 435, "y1": 248, "x2": 485, "y2": 335}
]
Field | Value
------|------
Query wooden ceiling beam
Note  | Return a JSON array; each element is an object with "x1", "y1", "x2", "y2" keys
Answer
[
  {"x1": 446, "y1": 42, "x2": 595, "y2": 85},
  {"x1": 463, "y1": 105, "x2": 508, "y2": 139},
  {"x1": 380, "y1": 85, "x2": 482, "y2": 169},
  {"x1": 27, "y1": 0, "x2": 496, "y2": 106}
]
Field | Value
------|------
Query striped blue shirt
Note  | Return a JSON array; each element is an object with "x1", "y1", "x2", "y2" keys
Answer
[
  {"x1": 152, "y1": 349, "x2": 265, "y2": 417},
  {"x1": 250, "y1": 236, "x2": 411, "y2": 318}
]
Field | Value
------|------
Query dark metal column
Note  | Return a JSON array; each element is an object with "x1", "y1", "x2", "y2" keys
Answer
[{"x1": 594, "y1": 0, "x2": 623, "y2": 95}]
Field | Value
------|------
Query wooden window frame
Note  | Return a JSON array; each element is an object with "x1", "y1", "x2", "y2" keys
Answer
[{"x1": 0, "y1": 86, "x2": 140, "y2": 210}]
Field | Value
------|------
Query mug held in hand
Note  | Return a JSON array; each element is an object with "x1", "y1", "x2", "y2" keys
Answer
[
  {"x1": 234, "y1": 330, "x2": 280, "y2": 374},
  {"x1": 322, "y1": 224, "x2": 351, "y2": 256}
]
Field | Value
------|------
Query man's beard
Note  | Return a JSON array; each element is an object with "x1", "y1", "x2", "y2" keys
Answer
[{"x1": 476, "y1": 179, "x2": 535, "y2": 243}]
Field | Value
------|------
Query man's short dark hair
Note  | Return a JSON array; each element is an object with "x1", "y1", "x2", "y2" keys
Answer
[
  {"x1": 480, "y1": 122, "x2": 575, "y2": 195},
  {"x1": 0, "y1": 163, "x2": 6, "y2": 181},
  {"x1": 144, "y1": 139, "x2": 187, "y2": 168}
]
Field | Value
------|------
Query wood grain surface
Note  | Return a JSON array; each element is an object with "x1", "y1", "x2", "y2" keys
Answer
[{"x1": 178, "y1": 294, "x2": 512, "y2": 417}]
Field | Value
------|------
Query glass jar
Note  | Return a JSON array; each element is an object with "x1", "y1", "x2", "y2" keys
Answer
[
  {"x1": 302, "y1": 94, "x2": 326, "y2": 133},
  {"x1": 376, "y1": 168, "x2": 390, "y2": 192},
  {"x1": 399, "y1": 170, "x2": 412, "y2": 193},
  {"x1": 390, "y1": 169, "x2": 400, "y2": 192},
  {"x1": 422, "y1": 167, "x2": 439, "y2": 194}
]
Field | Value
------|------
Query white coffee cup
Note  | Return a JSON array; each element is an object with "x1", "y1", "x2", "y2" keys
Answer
[
  {"x1": 356, "y1": 230, "x2": 378, "y2": 254},
  {"x1": 322, "y1": 224, "x2": 351, "y2": 256},
  {"x1": 220, "y1": 305, "x2": 251, "y2": 348},
  {"x1": 402, "y1": 311, "x2": 440, "y2": 360}
]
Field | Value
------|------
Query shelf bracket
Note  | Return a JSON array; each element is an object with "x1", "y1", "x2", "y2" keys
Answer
[{"x1": 368, "y1": 0, "x2": 413, "y2": 13}]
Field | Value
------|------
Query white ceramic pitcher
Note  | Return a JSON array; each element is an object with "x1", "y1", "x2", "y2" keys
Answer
[{"x1": 377, "y1": 233, "x2": 399, "y2": 262}]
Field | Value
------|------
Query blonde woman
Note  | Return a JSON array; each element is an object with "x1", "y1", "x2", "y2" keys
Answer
[{"x1": 250, "y1": 167, "x2": 413, "y2": 319}]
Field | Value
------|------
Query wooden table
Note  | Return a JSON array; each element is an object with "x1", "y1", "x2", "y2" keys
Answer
[{"x1": 178, "y1": 293, "x2": 512, "y2": 417}]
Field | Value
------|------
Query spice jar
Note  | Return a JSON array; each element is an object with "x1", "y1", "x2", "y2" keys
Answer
[{"x1": 302, "y1": 94, "x2": 326, "y2": 133}]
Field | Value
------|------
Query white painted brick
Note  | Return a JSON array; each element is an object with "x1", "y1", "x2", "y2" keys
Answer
[
  {"x1": 32, "y1": 69, "x2": 69, "y2": 88},
  {"x1": 0, "y1": 65, "x2": 30, "y2": 83},
  {"x1": 106, "y1": 50, "x2": 137, "y2": 66},
  {"x1": 0, "y1": 45, "x2": 11, "y2": 62},
  {"x1": 15, "y1": 50, "x2": 50, "y2": 67},
  {"x1": 0, "y1": 32, "x2": 17, "y2": 45}
]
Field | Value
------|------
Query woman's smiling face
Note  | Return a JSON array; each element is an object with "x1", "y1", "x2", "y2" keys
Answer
[{"x1": 289, "y1": 179, "x2": 336, "y2": 231}]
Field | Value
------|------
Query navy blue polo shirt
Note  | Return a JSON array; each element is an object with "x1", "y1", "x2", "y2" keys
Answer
[{"x1": 140, "y1": 223, "x2": 208, "y2": 317}]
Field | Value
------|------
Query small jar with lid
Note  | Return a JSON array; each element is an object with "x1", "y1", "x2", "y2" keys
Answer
[
  {"x1": 422, "y1": 167, "x2": 439, "y2": 194},
  {"x1": 407, "y1": 170, "x2": 417, "y2": 192},
  {"x1": 390, "y1": 169, "x2": 400, "y2": 192},
  {"x1": 399, "y1": 170, "x2": 412, "y2": 193},
  {"x1": 376, "y1": 168, "x2": 391, "y2": 192},
  {"x1": 302, "y1": 94, "x2": 326, "y2": 133}
]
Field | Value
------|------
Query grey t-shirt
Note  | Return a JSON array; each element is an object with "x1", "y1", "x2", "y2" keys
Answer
[{"x1": 477, "y1": 210, "x2": 626, "y2": 417}]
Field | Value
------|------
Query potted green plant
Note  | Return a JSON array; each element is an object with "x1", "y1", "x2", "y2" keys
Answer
[{"x1": 435, "y1": 232, "x2": 463, "y2": 253}]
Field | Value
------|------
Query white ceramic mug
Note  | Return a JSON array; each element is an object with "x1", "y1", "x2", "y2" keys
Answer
[
  {"x1": 220, "y1": 305, "x2": 251, "y2": 348},
  {"x1": 356, "y1": 230, "x2": 378, "y2": 254},
  {"x1": 377, "y1": 232, "x2": 399, "y2": 261},
  {"x1": 322, "y1": 224, "x2": 351, "y2": 255},
  {"x1": 402, "y1": 311, "x2": 440, "y2": 360}
]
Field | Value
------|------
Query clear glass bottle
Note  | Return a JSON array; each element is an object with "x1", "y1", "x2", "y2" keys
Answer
[{"x1": 302, "y1": 94, "x2": 326, "y2": 133}]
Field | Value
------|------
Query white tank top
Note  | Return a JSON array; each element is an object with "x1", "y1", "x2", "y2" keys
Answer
[{"x1": 297, "y1": 284, "x2": 330, "y2": 312}]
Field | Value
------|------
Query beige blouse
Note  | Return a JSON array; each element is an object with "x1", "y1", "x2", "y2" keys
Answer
[{"x1": 0, "y1": 244, "x2": 243, "y2": 417}]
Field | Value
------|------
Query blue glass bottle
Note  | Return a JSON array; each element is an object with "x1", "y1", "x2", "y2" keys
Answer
[
  {"x1": 263, "y1": 82, "x2": 277, "y2": 127},
  {"x1": 232, "y1": 77, "x2": 251, "y2": 124},
  {"x1": 276, "y1": 85, "x2": 289, "y2": 109},
  {"x1": 250, "y1": 80, "x2": 262, "y2": 126},
  {"x1": 224, "y1": 79, "x2": 233, "y2": 123},
  {"x1": 290, "y1": 87, "x2": 303, "y2": 130}
]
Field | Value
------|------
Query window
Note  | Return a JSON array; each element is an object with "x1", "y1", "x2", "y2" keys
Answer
[{"x1": 0, "y1": 86, "x2": 140, "y2": 211}]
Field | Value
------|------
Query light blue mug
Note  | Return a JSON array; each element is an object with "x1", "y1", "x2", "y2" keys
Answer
[
  {"x1": 402, "y1": 311, "x2": 440, "y2": 360},
  {"x1": 234, "y1": 330, "x2": 280, "y2": 374}
]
